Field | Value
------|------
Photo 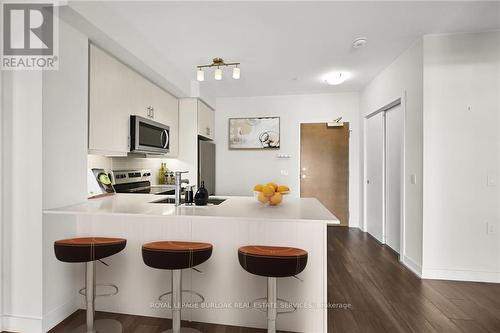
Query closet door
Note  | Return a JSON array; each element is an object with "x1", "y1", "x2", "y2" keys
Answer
[
  {"x1": 366, "y1": 112, "x2": 385, "y2": 242},
  {"x1": 385, "y1": 105, "x2": 403, "y2": 253}
]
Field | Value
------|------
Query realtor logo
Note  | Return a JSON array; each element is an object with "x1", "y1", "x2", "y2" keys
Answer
[{"x1": 1, "y1": 2, "x2": 58, "y2": 70}]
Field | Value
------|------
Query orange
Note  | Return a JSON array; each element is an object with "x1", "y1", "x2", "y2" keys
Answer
[
  {"x1": 277, "y1": 185, "x2": 290, "y2": 193},
  {"x1": 262, "y1": 185, "x2": 275, "y2": 197},
  {"x1": 254, "y1": 184, "x2": 263, "y2": 192},
  {"x1": 266, "y1": 182, "x2": 278, "y2": 191},
  {"x1": 269, "y1": 192, "x2": 283, "y2": 205},
  {"x1": 257, "y1": 192, "x2": 269, "y2": 204}
]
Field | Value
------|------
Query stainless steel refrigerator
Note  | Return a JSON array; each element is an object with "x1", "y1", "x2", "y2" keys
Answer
[{"x1": 198, "y1": 140, "x2": 216, "y2": 195}]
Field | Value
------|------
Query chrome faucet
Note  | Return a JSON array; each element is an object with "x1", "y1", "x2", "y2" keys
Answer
[{"x1": 174, "y1": 171, "x2": 189, "y2": 206}]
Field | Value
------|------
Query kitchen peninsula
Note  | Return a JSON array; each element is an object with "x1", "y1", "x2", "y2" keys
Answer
[{"x1": 43, "y1": 194, "x2": 338, "y2": 332}]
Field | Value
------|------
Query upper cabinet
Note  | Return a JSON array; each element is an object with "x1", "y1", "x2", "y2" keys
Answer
[
  {"x1": 197, "y1": 100, "x2": 215, "y2": 140},
  {"x1": 88, "y1": 44, "x2": 179, "y2": 157}
]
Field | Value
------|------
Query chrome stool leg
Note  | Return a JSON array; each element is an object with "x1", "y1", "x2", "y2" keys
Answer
[
  {"x1": 73, "y1": 261, "x2": 122, "y2": 333},
  {"x1": 267, "y1": 277, "x2": 277, "y2": 333},
  {"x1": 163, "y1": 269, "x2": 202, "y2": 333}
]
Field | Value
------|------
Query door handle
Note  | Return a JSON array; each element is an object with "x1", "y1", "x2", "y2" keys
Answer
[{"x1": 300, "y1": 167, "x2": 308, "y2": 179}]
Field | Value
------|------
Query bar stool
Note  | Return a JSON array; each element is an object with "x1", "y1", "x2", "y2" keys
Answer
[
  {"x1": 54, "y1": 237, "x2": 127, "y2": 333},
  {"x1": 238, "y1": 245, "x2": 308, "y2": 333},
  {"x1": 142, "y1": 241, "x2": 213, "y2": 333}
]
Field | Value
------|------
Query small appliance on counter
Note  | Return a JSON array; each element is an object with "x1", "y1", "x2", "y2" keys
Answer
[
  {"x1": 194, "y1": 181, "x2": 209, "y2": 206},
  {"x1": 110, "y1": 169, "x2": 175, "y2": 195},
  {"x1": 92, "y1": 168, "x2": 115, "y2": 194}
]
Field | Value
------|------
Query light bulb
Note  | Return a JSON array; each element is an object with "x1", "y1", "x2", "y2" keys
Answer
[
  {"x1": 232, "y1": 67, "x2": 240, "y2": 79},
  {"x1": 214, "y1": 68, "x2": 222, "y2": 80},
  {"x1": 196, "y1": 69, "x2": 204, "y2": 81}
]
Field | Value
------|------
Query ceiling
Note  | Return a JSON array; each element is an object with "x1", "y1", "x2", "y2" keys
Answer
[{"x1": 71, "y1": 1, "x2": 500, "y2": 98}]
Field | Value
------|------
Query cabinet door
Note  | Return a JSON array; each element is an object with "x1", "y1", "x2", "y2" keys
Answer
[
  {"x1": 89, "y1": 45, "x2": 132, "y2": 155},
  {"x1": 151, "y1": 84, "x2": 179, "y2": 157},
  {"x1": 129, "y1": 69, "x2": 153, "y2": 119},
  {"x1": 197, "y1": 101, "x2": 215, "y2": 140}
]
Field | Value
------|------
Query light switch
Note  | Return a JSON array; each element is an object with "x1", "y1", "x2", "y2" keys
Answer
[
  {"x1": 486, "y1": 222, "x2": 496, "y2": 235},
  {"x1": 487, "y1": 174, "x2": 498, "y2": 187},
  {"x1": 410, "y1": 174, "x2": 417, "y2": 185}
]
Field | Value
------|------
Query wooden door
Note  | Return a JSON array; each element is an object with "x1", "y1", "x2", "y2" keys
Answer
[{"x1": 300, "y1": 123, "x2": 349, "y2": 226}]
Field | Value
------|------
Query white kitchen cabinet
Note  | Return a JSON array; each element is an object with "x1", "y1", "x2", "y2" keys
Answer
[
  {"x1": 150, "y1": 83, "x2": 179, "y2": 157},
  {"x1": 88, "y1": 45, "x2": 133, "y2": 156},
  {"x1": 197, "y1": 100, "x2": 215, "y2": 140},
  {"x1": 88, "y1": 44, "x2": 179, "y2": 157}
]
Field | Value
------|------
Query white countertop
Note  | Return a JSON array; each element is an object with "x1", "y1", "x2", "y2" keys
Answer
[{"x1": 44, "y1": 194, "x2": 339, "y2": 224}]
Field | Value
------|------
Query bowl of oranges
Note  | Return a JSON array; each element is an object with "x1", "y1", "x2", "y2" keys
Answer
[{"x1": 253, "y1": 182, "x2": 290, "y2": 206}]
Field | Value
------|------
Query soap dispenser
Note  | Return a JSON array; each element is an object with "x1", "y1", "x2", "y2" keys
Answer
[{"x1": 194, "y1": 181, "x2": 209, "y2": 206}]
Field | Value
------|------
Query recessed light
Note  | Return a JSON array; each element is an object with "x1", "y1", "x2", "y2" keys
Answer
[
  {"x1": 352, "y1": 37, "x2": 367, "y2": 49},
  {"x1": 324, "y1": 72, "x2": 350, "y2": 85}
]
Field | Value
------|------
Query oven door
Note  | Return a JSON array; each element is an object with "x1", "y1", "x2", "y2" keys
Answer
[{"x1": 130, "y1": 116, "x2": 170, "y2": 154}]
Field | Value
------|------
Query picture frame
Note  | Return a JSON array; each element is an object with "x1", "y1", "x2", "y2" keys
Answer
[{"x1": 228, "y1": 117, "x2": 280, "y2": 150}]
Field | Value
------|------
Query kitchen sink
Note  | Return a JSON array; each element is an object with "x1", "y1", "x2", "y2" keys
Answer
[{"x1": 151, "y1": 198, "x2": 226, "y2": 205}]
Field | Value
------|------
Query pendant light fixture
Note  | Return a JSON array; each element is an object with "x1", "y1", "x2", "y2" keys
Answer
[
  {"x1": 196, "y1": 69, "x2": 205, "y2": 81},
  {"x1": 214, "y1": 67, "x2": 222, "y2": 80},
  {"x1": 232, "y1": 66, "x2": 240, "y2": 79},
  {"x1": 196, "y1": 58, "x2": 240, "y2": 81}
]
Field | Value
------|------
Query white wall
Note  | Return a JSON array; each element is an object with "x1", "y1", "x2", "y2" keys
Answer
[
  {"x1": 422, "y1": 31, "x2": 500, "y2": 282},
  {"x1": 43, "y1": 20, "x2": 89, "y2": 210},
  {"x1": 41, "y1": 19, "x2": 90, "y2": 331},
  {"x1": 215, "y1": 93, "x2": 361, "y2": 227},
  {"x1": 360, "y1": 39, "x2": 424, "y2": 275},
  {"x1": 2, "y1": 71, "x2": 44, "y2": 332}
]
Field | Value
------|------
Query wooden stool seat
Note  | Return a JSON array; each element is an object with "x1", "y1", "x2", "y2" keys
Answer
[
  {"x1": 142, "y1": 241, "x2": 213, "y2": 270},
  {"x1": 54, "y1": 237, "x2": 127, "y2": 263},
  {"x1": 238, "y1": 245, "x2": 308, "y2": 277}
]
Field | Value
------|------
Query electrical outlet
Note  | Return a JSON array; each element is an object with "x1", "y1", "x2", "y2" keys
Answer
[
  {"x1": 486, "y1": 222, "x2": 496, "y2": 235},
  {"x1": 280, "y1": 170, "x2": 289, "y2": 176}
]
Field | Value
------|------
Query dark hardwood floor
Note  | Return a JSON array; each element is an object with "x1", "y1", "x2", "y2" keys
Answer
[{"x1": 49, "y1": 227, "x2": 500, "y2": 333}]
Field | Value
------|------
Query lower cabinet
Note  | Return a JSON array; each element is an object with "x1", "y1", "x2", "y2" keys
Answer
[{"x1": 88, "y1": 44, "x2": 179, "y2": 157}]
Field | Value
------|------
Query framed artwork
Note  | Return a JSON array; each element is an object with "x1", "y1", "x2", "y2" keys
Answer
[{"x1": 228, "y1": 117, "x2": 280, "y2": 150}]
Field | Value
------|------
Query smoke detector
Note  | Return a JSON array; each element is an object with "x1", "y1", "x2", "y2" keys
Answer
[{"x1": 352, "y1": 37, "x2": 368, "y2": 49}]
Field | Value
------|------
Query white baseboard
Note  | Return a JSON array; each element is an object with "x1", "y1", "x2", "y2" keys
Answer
[
  {"x1": 2, "y1": 314, "x2": 42, "y2": 333},
  {"x1": 422, "y1": 268, "x2": 500, "y2": 283},
  {"x1": 43, "y1": 298, "x2": 78, "y2": 332},
  {"x1": 402, "y1": 255, "x2": 422, "y2": 277}
]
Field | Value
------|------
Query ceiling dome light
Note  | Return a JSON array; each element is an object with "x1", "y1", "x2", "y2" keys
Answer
[
  {"x1": 214, "y1": 67, "x2": 222, "y2": 80},
  {"x1": 352, "y1": 37, "x2": 367, "y2": 49},
  {"x1": 232, "y1": 66, "x2": 240, "y2": 79},
  {"x1": 196, "y1": 69, "x2": 204, "y2": 81},
  {"x1": 324, "y1": 72, "x2": 350, "y2": 85}
]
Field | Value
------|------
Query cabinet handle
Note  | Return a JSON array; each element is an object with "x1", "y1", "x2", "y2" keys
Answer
[{"x1": 146, "y1": 106, "x2": 155, "y2": 118}]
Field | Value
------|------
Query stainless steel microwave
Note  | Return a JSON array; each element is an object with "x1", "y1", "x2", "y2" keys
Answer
[{"x1": 130, "y1": 115, "x2": 170, "y2": 154}]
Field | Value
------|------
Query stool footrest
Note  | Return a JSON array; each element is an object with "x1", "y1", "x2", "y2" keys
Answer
[
  {"x1": 79, "y1": 283, "x2": 119, "y2": 298},
  {"x1": 158, "y1": 289, "x2": 205, "y2": 307},
  {"x1": 250, "y1": 297, "x2": 297, "y2": 314}
]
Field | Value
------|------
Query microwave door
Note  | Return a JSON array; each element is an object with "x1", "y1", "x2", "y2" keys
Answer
[{"x1": 131, "y1": 116, "x2": 170, "y2": 154}]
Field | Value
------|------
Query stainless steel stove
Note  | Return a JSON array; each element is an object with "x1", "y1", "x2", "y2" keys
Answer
[{"x1": 110, "y1": 169, "x2": 175, "y2": 195}]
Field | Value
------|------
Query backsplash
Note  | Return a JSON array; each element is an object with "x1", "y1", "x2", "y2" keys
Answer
[{"x1": 88, "y1": 155, "x2": 193, "y2": 185}]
